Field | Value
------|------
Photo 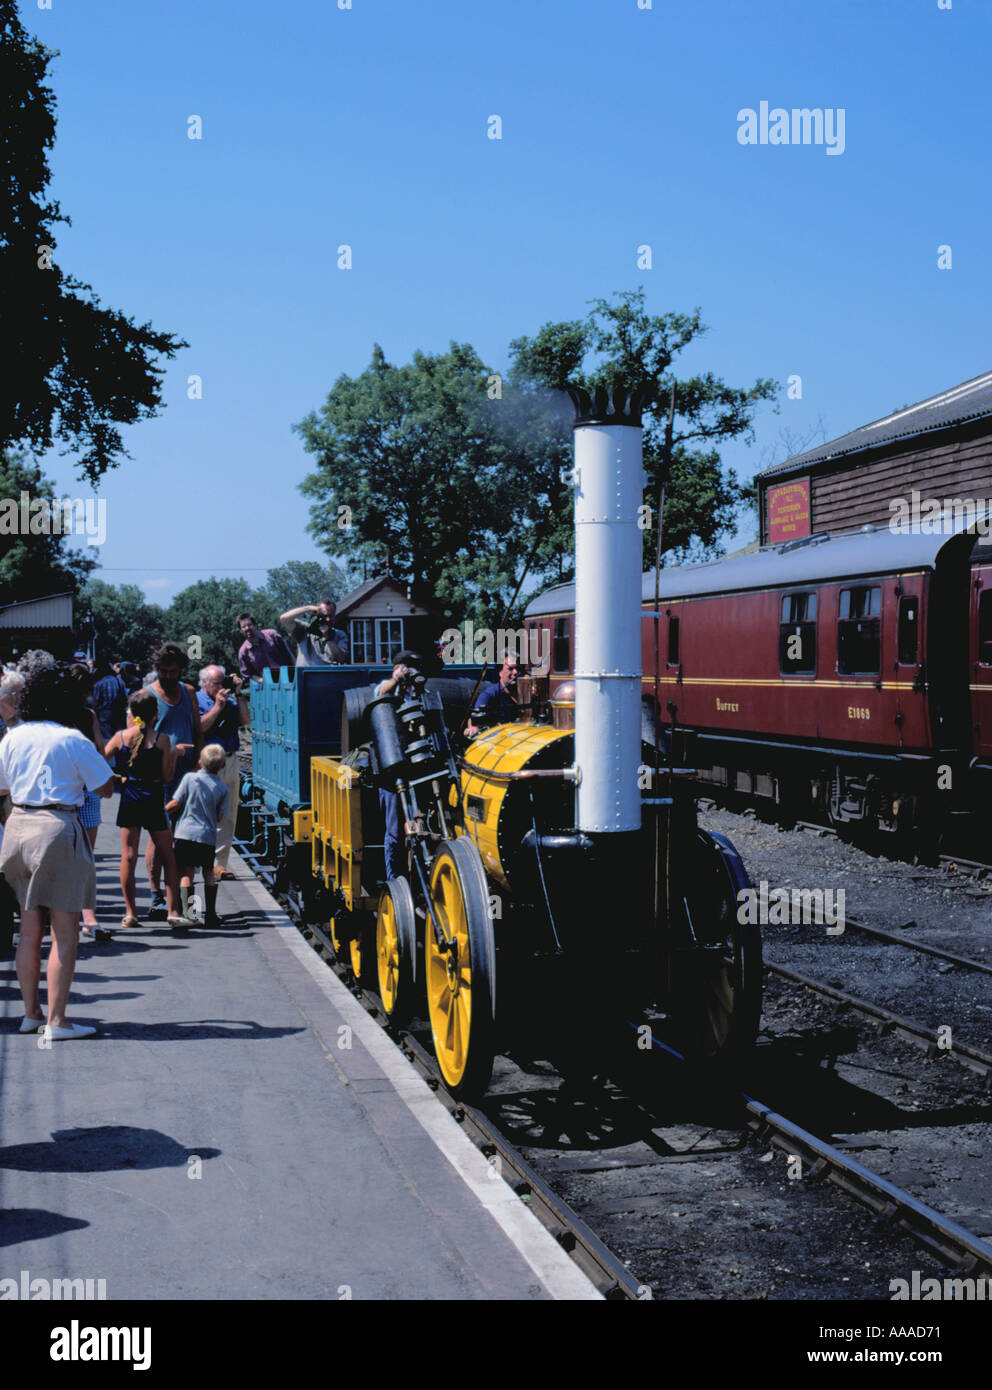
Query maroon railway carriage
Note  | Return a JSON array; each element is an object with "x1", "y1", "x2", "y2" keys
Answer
[{"x1": 522, "y1": 524, "x2": 992, "y2": 838}]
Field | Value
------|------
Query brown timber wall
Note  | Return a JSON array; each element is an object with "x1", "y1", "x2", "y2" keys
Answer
[{"x1": 761, "y1": 419, "x2": 992, "y2": 541}]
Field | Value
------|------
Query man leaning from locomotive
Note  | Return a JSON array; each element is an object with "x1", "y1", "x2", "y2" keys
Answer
[{"x1": 465, "y1": 650, "x2": 522, "y2": 737}]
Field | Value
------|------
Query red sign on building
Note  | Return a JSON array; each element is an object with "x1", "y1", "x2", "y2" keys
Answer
[{"x1": 767, "y1": 477, "x2": 811, "y2": 543}]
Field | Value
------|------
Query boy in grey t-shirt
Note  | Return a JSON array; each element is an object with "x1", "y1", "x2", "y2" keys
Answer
[{"x1": 165, "y1": 745, "x2": 228, "y2": 926}]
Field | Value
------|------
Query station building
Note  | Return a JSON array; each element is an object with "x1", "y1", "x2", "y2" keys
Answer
[{"x1": 757, "y1": 370, "x2": 992, "y2": 545}]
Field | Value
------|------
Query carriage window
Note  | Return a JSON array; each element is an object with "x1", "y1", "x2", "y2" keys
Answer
[
  {"x1": 898, "y1": 596, "x2": 919, "y2": 665},
  {"x1": 838, "y1": 586, "x2": 881, "y2": 674},
  {"x1": 779, "y1": 592, "x2": 817, "y2": 674},
  {"x1": 979, "y1": 591, "x2": 992, "y2": 665},
  {"x1": 552, "y1": 617, "x2": 571, "y2": 673},
  {"x1": 668, "y1": 616, "x2": 680, "y2": 666}
]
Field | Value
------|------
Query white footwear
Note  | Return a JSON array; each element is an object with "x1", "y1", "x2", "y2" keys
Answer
[
  {"x1": 44, "y1": 1023, "x2": 97, "y2": 1040},
  {"x1": 19, "y1": 1016, "x2": 45, "y2": 1033}
]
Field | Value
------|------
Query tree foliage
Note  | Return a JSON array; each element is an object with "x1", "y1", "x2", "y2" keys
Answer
[
  {"x1": 0, "y1": 1, "x2": 187, "y2": 482},
  {"x1": 296, "y1": 293, "x2": 777, "y2": 625},
  {"x1": 257, "y1": 559, "x2": 349, "y2": 619},
  {"x1": 0, "y1": 451, "x2": 96, "y2": 606},
  {"x1": 507, "y1": 289, "x2": 778, "y2": 568},
  {"x1": 79, "y1": 578, "x2": 166, "y2": 666},
  {"x1": 164, "y1": 578, "x2": 266, "y2": 675},
  {"x1": 296, "y1": 343, "x2": 519, "y2": 621}
]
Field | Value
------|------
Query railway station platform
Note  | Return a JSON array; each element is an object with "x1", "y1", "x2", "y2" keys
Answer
[{"x1": 0, "y1": 808, "x2": 599, "y2": 1302}]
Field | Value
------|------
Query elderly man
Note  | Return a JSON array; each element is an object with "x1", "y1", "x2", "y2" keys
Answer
[
  {"x1": 197, "y1": 665, "x2": 250, "y2": 883},
  {"x1": 237, "y1": 612, "x2": 295, "y2": 685},
  {"x1": 280, "y1": 598, "x2": 350, "y2": 665}
]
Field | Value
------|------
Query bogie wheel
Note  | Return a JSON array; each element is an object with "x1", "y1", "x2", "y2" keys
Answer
[
  {"x1": 425, "y1": 837, "x2": 495, "y2": 1097},
  {"x1": 667, "y1": 830, "x2": 762, "y2": 1063},
  {"x1": 377, "y1": 877, "x2": 418, "y2": 1023}
]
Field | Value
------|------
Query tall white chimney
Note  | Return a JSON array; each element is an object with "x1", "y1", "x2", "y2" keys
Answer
[{"x1": 566, "y1": 385, "x2": 646, "y2": 835}]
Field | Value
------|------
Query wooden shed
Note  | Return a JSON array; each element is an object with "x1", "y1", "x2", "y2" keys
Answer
[
  {"x1": 757, "y1": 370, "x2": 992, "y2": 544},
  {"x1": 335, "y1": 575, "x2": 446, "y2": 665},
  {"x1": 0, "y1": 591, "x2": 75, "y2": 662}
]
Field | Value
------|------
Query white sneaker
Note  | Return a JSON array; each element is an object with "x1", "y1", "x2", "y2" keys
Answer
[{"x1": 44, "y1": 1023, "x2": 97, "y2": 1040}]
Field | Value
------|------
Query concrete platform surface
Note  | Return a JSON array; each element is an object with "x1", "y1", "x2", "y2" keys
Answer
[{"x1": 0, "y1": 809, "x2": 600, "y2": 1301}]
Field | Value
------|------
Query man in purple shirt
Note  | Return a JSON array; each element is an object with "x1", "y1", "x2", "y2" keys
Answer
[{"x1": 237, "y1": 612, "x2": 294, "y2": 684}]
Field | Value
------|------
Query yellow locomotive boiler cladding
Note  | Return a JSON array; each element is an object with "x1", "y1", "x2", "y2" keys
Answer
[{"x1": 457, "y1": 724, "x2": 575, "y2": 892}]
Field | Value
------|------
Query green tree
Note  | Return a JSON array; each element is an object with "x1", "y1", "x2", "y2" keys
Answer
[
  {"x1": 164, "y1": 578, "x2": 262, "y2": 675},
  {"x1": 258, "y1": 559, "x2": 349, "y2": 618},
  {"x1": 78, "y1": 579, "x2": 166, "y2": 666},
  {"x1": 508, "y1": 288, "x2": 778, "y2": 568},
  {"x1": 0, "y1": 451, "x2": 97, "y2": 607},
  {"x1": 296, "y1": 343, "x2": 516, "y2": 621},
  {"x1": 0, "y1": 1, "x2": 187, "y2": 483}
]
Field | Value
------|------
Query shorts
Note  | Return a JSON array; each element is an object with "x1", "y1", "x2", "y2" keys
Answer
[
  {"x1": 117, "y1": 795, "x2": 168, "y2": 833},
  {"x1": 0, "y1": 806, "x2": 96, "y2": 912},
  {"x1": 173, "y1": 838, "x2": 215, "y2": 871},
  {"x1": 78, "y1": 791, "x2": 102, "y2": 829}
]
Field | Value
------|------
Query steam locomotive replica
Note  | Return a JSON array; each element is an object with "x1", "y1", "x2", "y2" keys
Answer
[
  {"x1": 520, "y1": 519, "x2": 992, "y2": 846},
  {"x1": 240, "y1": 386, "x2": 761, "y2": 1097}
]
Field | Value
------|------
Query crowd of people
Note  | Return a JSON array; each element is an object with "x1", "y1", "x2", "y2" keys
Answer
[
  {"x1": 0, "y1": 594, "x2": 521, "y2": 1042},
  {"x1": 0, "y1": 642, "x2": 247, "y2": 1041}
]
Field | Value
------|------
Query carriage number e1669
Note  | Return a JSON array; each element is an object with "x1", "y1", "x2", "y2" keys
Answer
[{"x1": 847, "y1": 706, "x2": 871, "y2": 720}]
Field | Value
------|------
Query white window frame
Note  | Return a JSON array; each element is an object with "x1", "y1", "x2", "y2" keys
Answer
[{"x1": 375, "y1": 618, "x2": 403, "y2": 664}]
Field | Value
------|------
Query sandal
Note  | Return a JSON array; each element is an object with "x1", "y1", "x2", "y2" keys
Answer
[{"x1": 120, "y1": 916, "x2": 141, "y2": 929}]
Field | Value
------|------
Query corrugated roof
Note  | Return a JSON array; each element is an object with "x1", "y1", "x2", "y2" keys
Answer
[
  {"x1": 760, "y1": 368, "x2": 992, "y2": 479},
  {"x1": 0, "y1": 592, "x2": 73, "y2": 629},
  {"x1": 525, "y1": 522, "x2": 991, "y2": 614}
]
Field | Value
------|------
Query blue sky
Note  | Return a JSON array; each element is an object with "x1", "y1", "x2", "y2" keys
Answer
[{"x1": 23, "y1": 0, "x2": 991, "y2": 604}]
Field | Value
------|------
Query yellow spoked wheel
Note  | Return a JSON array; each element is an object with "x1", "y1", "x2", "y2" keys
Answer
[
  {"x1": 376, "y1": 877, "x2": 417, "y2": 1023},
  {"x1": 349, "y1": 917, "x2": 369, "y2": 982},
  {"x1": 329, "y1": 911, "x2": 345, "y2": 958},
  {"x1": 425, "y1": 838, "x2": 495, "y2": 1097}
]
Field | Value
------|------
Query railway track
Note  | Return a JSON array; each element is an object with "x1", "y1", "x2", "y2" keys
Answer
[
  {"x1": 764, "y1": 959, "x2": 992, "y2": 1079},
  {"x1": 232, "y1": 827, "x2": 992, "y2": 1297}
]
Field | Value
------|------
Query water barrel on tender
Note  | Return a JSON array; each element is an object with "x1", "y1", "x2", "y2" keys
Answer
[{"x1": 340, "y1": 676, "x2": 480, "y2": 754}]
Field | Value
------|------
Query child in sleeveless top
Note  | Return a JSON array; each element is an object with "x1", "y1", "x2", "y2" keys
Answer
[{"x1": 103, "y1": 693, "x2": 186, "y2": 928}]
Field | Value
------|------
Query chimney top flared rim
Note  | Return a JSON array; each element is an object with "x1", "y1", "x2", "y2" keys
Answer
[{"x1": 565, "y1": 383, "x2": 649, "y2": 428}]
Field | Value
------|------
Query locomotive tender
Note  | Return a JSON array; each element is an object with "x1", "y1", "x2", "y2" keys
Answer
[
  {"x1": 242, "y1": 385, "x2": 761, "y2": 1096},
  {"x1": 522, "y1": 518, "x2": 992, "y2": 841}
]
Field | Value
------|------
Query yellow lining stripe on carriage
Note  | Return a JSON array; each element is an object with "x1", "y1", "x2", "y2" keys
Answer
[{"x1": 642, "y1": 677, "x2": 920, "y2": 691}]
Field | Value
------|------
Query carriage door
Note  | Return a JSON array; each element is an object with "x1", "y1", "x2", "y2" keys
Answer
[{"x1": 970, "y1": 566, "x2": 992, "y2": 759}]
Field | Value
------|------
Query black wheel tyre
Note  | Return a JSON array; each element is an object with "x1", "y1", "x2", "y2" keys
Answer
[{"x1": 668, "y1": 829, "x2": 762, "y2": 1062}]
